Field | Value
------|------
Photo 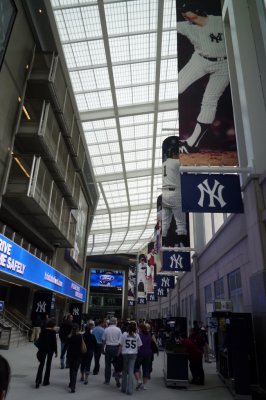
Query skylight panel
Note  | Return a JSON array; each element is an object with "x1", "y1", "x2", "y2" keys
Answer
[
  {"x1": 140, "y1": 229, "x2": 154, "y2": 239},
  {"x1": 123, "y1": 141, "x2": 135, "y2": 152},
  {"x1": 94, "y1": 68, "x2": 110, "y2": 89},
  {"x1": 119, "y1": 244, "x2": 132, "y2": 252},
  {"x1": 160, "y1": 59, "x2": 178, "y2": 81},
  {"x1": 132, "y1": 85, "x2": 149, "y2": 104},
  {"x1": 131, "y1": 61, "x2": 156, "y2": 84},
  {"x1": 70, "y1": 71, "x2": 84, "y2": 92},
  {"x1": 120, "y1": 126, "x2": 135, "y2": 140},
  {"x1": 125, "y1": 230, "x2": 143, "y2": 240},
  {"x1": 105, "y1": 1, "x2": 129, "y2": 35},
  {"x1": 111, "y1": 232, "x2": 127, "y2": 242},
  {"x1": 90, "y1": 247, "x2": 107, "y2": 254},
  {"x1": 63, "y1": 44, "x2": 76, "y2": 68},
  {"x1": 116, "y1": 87, "x2": 133, "y2": 106},
  {"x1": 82, "y1": 6, "x2": 102, "y2": 38},
  {"x1": 88, "y1": 40, "x2": 106, "y2": 64},
  {"x1": 94, "y1": 166, "x2": 106, "y2": 175},
  {"x1": 109, "y1": 37, "x2": 130, "y2": 63},
  {"x1": 163, "y1": 0, "x2": 176, "y2": 29},
  {"x1": 99, "y1": 90, "x2": 113, "y2": 108},
  {"x1": 129, "y1": 34, "x2": 156, "y2": 60},
  {"x1": 106, "y1": 129, "x2": 119, "y2": 142},
  {"x1": 111, "y1": 213, "x2": 129, "y2": 228},
  {"x1": 161, "y1": 31, "x2": 177, "y2": 57},
  {"x1": 60, "y1": 8, "x2": 85, "y2": 41},
  {"x1": 119, "y1": 116, "x2": 134, "y2": 126},
  {"x1": 70, "y1": 42, "x2": 92, "y2": 67},
  {"x1": 111, "y1": 153, "x2": 122, "y2": 163},
  {"x1": 106, "y1": 245, "x2": 120, "y2": 253},
  {"x1": 159, "y1": 82, "x2": 178, "y2": 101},
  {"x1": 88, "y1": 144, "x2": 101, "y2": 156},
  {"x1": 127, "y1": 0, "x2": 157, "y2": 32},
  {"x1": 113, "y1": 64, "x2": 132, "y2": 87},
  {"x1": 91, "y1": 214, "x2": 110, "y2": 230},
  {"x1": 158, "y1": 110, "x2": 178, "y2": 121},
  {"x1": 75, "y1": 94, "x2": 88, "y2": 111},
  {"x1": 104, "y1": 119, "x2": 116, "y2": 128},
  {"x1": 85, "y1": 92, "x2": 101, "y2": 109},
  {"x1": 94, "y1": 233, "x2": 111, "y2": 244},
  {"x1": 54, "y1": 11, "x2": 69, "y2": 41},
  {"x1": 78, "y1": 69, "x2": 97, "y2": 91}
]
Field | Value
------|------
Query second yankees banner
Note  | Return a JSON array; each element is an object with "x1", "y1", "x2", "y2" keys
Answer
[
  {"x1": 181, "y1": 173, "x2": 244, "y2": 213},
  {"x1": 176, "y1": 0, "x2": 238, "y2": 166}
]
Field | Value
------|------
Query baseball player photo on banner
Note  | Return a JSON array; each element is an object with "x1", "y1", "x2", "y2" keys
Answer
[
  {"x1": 128, "y1": 264, "x2": 136, "y2": 306},
  {"x1": 162, "y1": 136, "x2": 190, "y2": 249},
  {"x1": 176, "y1": 0, "x2": 238, "y2": 166},
  {"x1": 137, "y1": 254, "x2": 147, "y2": 304}
]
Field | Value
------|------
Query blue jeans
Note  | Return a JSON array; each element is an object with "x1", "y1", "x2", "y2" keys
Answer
[
  {"x1": 121, "y1": 354, "x2": 137, "y2": 395},
  {"x1": 104, "y1": 345, "x2": 119, "y2": 383}
]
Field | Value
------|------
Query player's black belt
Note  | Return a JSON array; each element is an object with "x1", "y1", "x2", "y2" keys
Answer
[{"x1": 200, "y1": 54, "x2": 227, "y2": 62}]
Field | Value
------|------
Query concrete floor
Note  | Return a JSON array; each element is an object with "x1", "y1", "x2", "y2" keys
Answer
[{"x1": 1, "y1": 341, "x2": 233, "y2": 400}]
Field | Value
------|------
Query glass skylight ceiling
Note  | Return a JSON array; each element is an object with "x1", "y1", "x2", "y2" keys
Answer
[{"x1": 51, "y1": 0, "x2": 178, "y2": 255}]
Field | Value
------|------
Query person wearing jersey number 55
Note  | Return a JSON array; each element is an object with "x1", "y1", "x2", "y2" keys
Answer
[{"x1": 118, "y1": 321, "x2": 142, "y2": 395}]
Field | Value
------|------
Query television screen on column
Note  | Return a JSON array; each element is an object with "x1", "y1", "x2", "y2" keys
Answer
[{"x1": 89, "y1": 269, "x2": 124, "y2": 293}]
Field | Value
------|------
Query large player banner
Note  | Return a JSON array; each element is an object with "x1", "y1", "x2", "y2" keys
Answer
[
  {"x1": 181, "y1": 173, "x2": 244, "y2": 213},
  {"x1": 128, "y1": 264, "x2": 136, "y2": 306},
  {"x1": 137, "y1": 254, "x2": 147, "y2": 304},
  {"x1": 176, "y1": 0, "x2": 238, "y2": 166},
  {"x1": 162, "y1": 137, "x2": 190, "y2": 248}
]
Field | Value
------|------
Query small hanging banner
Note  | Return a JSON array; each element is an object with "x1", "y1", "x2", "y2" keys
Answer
[
  {"x1": 162, "y1": 251, "x2": 191, "y2": 271},
  {"x1": 181, "y1": 173, "x2": 244, "y2": 213}
]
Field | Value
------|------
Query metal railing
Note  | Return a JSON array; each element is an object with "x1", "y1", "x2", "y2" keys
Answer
[{"x1": 1, "y1": 308, "x2": 31, "y2": 341}]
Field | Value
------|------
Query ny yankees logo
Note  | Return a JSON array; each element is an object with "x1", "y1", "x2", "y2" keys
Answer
[
  {"x1": 209, "y1": 33, "x2": 223, "y2": 43},
  {"x1": 170, "y1": 254, "x2": 184, "y2": 270},
  {"x1": 72, "y1": 307, "x2": 79, "y2": 316},
  {"x1": 161, "y1": 276, "x2": 171, "y2": 288},
  {"x1": 157, "y1": 288, "x2": 165, "y2": 296},
  {"x1": 36, "y1": 301, "x2": 46, "y2": 313},
  {"x1": 139, "y1": 298, "x2": 145, "y2": 304},
  {"x1": 197, "y1": 179, "x2": 226, "y2": 208},
  {"x1": 148, "y1": 294, "x2": 155, "y2": 301}
]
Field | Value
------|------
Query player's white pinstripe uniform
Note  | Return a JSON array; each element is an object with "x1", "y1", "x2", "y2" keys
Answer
[
  {"x1": 162, "y1": 157, "x2": 187, "y2": 237},
  {"x1": 178, "y1": 15, "x2": 229, "y2": 125}
]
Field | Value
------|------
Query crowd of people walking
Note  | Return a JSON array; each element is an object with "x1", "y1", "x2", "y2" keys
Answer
[{"x1": 31, "y1": 314, "x2": 210, "y2": 395}]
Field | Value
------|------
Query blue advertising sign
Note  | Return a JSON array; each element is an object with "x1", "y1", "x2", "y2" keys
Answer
[
  {"x1": 163, "y1": 251, "x2": 191, "y2": 272},
  {"x1": 128, "y1": 300, "x2": 135, "y2": 307},
  {"x1": 0, "y1": 301, "x2": 4, "y2": 312},
  {"x1": 181, "y1": 173, "x2": 244, "y2": 213},
  {"x1": 0, "y1": 234, "x2": 86, "y2": 302}
]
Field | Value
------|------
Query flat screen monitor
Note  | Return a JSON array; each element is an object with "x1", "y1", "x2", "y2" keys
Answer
[{"x1": 89, "y1": 269, "x2": 123, "y2": 293}]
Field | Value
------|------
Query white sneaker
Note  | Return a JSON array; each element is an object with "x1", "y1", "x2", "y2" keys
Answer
[{"x1": 141, "y1": 385, "x2": 147, "y2": 390}]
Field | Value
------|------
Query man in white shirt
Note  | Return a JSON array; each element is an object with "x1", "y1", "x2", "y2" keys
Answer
[{"x1": 102, "y1": 317, "x2": 122, "y2": 385}]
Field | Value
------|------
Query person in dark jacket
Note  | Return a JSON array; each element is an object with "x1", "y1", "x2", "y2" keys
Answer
[
  {"x1": 134, "y1": 322, "x2": 153, "y2": 390},
  {"x1": 80, "y1": 323, "x2": 97, "y2": 384},
  {"x1": 66, "y1": 323, "x2": 83, "y2": 393},
  {"x1": 181, "y1": 330, "x2": 205, "y2": 385},
  {"x1": 0, "y1": 354, "x2": 11, "y2": 399},
  {"x1": 59, "y1": 313, "x2": 73, "y2": 368},
  {"x1": 35, "y1": 318, "x2": 57, "y2": 388}
]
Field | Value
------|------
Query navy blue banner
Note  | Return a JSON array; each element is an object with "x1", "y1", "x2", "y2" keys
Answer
[
  {"x1": 0, "y1": 234, "x2": 86, "y2": 301},
  {"x1": 156, "y1": 275, "x2": 175, "y2": 289},
  {"x1": 163, "y1": 251, "x2": 191, "y2": 271},
  {"x1": 137, "y1": 297, "x2": 147, "y2": 305},
  {"x1": 181, "y1": 173, "x2": 244, "y2": 213},
  {"x1": 128, "y1": 300, "x2": 135, "y2": 307},
  {"x1": 147, "y1": 292, "x2": 158, "y2": 302},
  {"x1": 156, "y1": 287, "x2": 168, "y2": 297}
]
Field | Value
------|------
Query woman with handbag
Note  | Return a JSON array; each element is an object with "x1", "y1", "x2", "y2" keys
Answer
[{"x1": 66, "y1": 323, "x2": 84, "y2": 393}]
